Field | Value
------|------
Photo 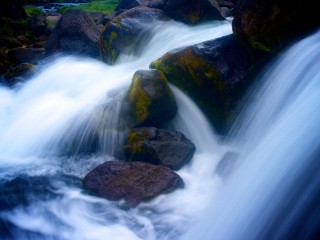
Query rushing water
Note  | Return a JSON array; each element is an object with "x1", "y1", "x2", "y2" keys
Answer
[
  {"x1": 185, "y1": 30, "x2": 320, "y2": 239},
  {"x1": 0, "y1": 20, "x2": 232, "y2": 240},
  {"x1": 1, "y1": 16, "x2": 319, "y2": 240}
]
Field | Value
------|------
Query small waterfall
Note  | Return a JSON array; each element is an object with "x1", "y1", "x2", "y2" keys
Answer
[
  {"x1": 0, "y1": 21, "x2": 232, "y2": 240},
  {"x1": 186, "y1": 30, "x2": 320, "y2": 240}
]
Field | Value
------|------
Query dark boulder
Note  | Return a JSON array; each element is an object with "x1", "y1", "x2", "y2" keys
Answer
[
  {"x1": 232, "y1": 0, "x2": 320, "y2": 52},
  {"x1": 162, "y1": 0, "x2": 224, "y2": 24},
  {"x1": 82, "y1": 161, "x2": 184, "y2": 207},
  {"x1": 3, "y1": 63, "x2": 37, "y2": 86},
  {"x1": 8, "y1": 47, "x2": 45, "y2": 64},
  {"x1": 89, "y1": 11, "x2": 106, "y2": 25},
  {"x1": 128, "y1": 69, "x2": 178, "y2": 127},
  {"x1": 100, "y1": 6, "x2": 169, "y2": 64},
  {"x1": 125, "y1": 127, "x2": 196, "y2": 170},
  {"x1": 115, "y1": 0, "x2": 140, "y2": 13},
  {"x1": 45, "y1": 9, "x2": 100, "y2": 58},
  {"x1": 151, "y1": 34, "x2": 261, "y2": 132}
]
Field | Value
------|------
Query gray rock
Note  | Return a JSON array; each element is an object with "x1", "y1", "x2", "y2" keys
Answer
[{"x1": 125, "y1": 127, "x2": 196, "y2": 170}]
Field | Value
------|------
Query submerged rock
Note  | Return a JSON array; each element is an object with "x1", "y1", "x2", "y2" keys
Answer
[
  {"x1": 151, "y1": 34, "x2": 259, "y2": 132},
  {"x1": 125, "y1": 127, "x2": 196, "y2": 170},
  {"x1": 128, "y1": 69, "x2": 177, "y2": 127},
  {"x1": 82, "y1": 161, "x2": 184, "y2": 207},
  {"x1": 45, "y1": 9, "x2": 100, "y2": 58},
  {"x1": 100, "y1": 6, "x2": 168, "y2": 64}
]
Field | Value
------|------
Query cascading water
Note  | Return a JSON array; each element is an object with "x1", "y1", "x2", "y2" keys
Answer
[
  {"x1": 185, "y1": 30, "x2": 320, "y2": 240},
  {"x1": 0, "y1": 20, "x2": 232, "y2": 240}
]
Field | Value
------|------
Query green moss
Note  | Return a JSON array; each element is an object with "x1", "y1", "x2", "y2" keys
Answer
[
  {"x1": 100, "y1": 28, "x2": 119, "y2": 64},
  {"x1": 110, "y1": 31, "x2": 118, "y2": 39},
  {"x1": 24, "y1": 6, "x2": 44, "y2": 17},
  {"x1": 129, "y1": 76, "x2": 152, "y2": 124},
  {"x1": 59, "y1": 0, "x2": 119, "y2": 14}
]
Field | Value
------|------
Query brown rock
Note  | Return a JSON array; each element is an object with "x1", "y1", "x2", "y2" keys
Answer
[{"x1": 82, "y1": 161, "x2": 184, "y2": 207}]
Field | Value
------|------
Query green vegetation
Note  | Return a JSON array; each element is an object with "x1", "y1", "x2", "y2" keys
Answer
[
  {"x1": 24, "y1": 6, "x2": 44, "y2": 16},
  {"x1": 58, "y1": 0, "x2": 119, "y2": 14},
  {"x1": 129, "y1": 76, "x2": 152, "y2": 124}
]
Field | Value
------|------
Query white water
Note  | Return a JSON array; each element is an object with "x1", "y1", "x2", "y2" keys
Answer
[
  {"x1": 185, "y1": 30, "x2": 320, "y2": 239},
  {"x1": 0, "y1": 20, "x2": 232, "y2": 240}
]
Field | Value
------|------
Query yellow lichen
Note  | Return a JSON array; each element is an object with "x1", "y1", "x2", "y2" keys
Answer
[{"x1": 129, "y1": 76, "x2": 152, "y2": 124}]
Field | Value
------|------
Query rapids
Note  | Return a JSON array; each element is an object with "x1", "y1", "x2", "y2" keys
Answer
[{"x1": 0, "y1": 20, "x2": 231, "y2": 240}]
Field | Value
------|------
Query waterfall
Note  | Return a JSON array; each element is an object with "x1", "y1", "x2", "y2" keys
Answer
[
  {"x1": 0, "y1": 20, "x2": 232, "y2": 240},
  {"x1": 1, "y1": 14, "x2": 319, "y2": 240},
  {"x1": 185, "y1": 30, "x2": 320, "y2": 240}
]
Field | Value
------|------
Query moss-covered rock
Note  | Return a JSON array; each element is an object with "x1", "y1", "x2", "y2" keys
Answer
[
  {"x1": 128, "y1": 69, "x2": 178, "y2": 127},
  {"x1": 151, "y1": 34, "x2": 262, "y2": 132},
  {"x1": 125, "y1": 127, "x2": 196, "y2": 170},
  {"x1": 232, "y1": 0, "x2": 320, "y2": 52},
  {"x1": 100, "y1": 6, "x2": 168, "y2": 64}
]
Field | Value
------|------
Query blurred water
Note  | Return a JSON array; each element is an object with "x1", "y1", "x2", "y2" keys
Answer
[
  {"x1": 0, "y1": 20, "x2": 232, "y2": 240},
  {"x1": 185, "y1": 30, "x2": 320, "y2": 240}
]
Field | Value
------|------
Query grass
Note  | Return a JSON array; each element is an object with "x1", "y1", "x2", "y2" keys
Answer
[
  {"x1": 24, "y1": 5, "x2": 44, "y2": 17},
  {"x1": 58, "y1": 0, "x2": 119, "y2": 14}
]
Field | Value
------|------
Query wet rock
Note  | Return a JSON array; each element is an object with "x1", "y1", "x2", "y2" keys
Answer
[
  {"x1": 82, "y1": 161, "x2": 184, "y2": 207},
  {"x1": 151, "y1": 34, "x2": 260, "y2": 132},
  {"x1": 3, "y1": 63, "x2": 37, "y2": 85},
  {"x1": 45, "y1": 9, "x2": 100, "y2": 58},
  {"x1": 125, "y1": 127, "x2": 196, "y2": 170},
  {"x1": 7, "y1": 47, "x2": 45, "y2": 64},
  {"x1": 128, "y1": 69, "x2": 177, "y2": 127},
  {"x1": 100, "y1": 6, "x2": 168, "y2": 64}
]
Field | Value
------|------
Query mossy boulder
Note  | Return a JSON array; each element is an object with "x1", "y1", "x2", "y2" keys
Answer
[
  {"x1": 82, "y1": 160, "x2": 184, "y2": 208},
  {"x1": 45, "y1": 9, "x2": 100, "y2": 58},
  {"x1": 151, "y1": 34, "x2": 261, "y2": 132},
  {"x1": 125, "y1": 127, "x2": 196, "y2": 170},
  {"x1": 232, "y1": 0, "x2": 320, "y2": 52},
  {"x1": 128, "y1": 69, "x2": 178, "y2": 127},
  {"x1": 100, "y1": 6, "x2": 168, "y2": 64}
]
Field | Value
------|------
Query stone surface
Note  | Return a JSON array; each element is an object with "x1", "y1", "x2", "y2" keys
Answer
[
  {"x1": 125, "y1": 127, "x2": 196, "y2": 170},
  {"x1": 82, "y1": 161, "x2": 184, "y2": 207},
  {"x1": 151, "y1": 34, "x2": 260, "y2": 132},
  {"x1": 128, "y1": 69, "x2": 178, "y2": 127},
  {"x1": 45, "y1": 9, "x2": 100, "y2": 58},
  {"x1": 100, "y1": 6, "x2": 168, "y2": 64}
]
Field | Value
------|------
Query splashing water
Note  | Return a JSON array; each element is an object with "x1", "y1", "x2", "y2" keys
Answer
[
  {"x1": 0, "y1": 20, "x2": 232, "y2": 240},
  {"x1": 185, "y1": 30, "x2": 320, "y2": 240}
]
